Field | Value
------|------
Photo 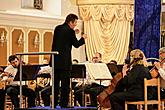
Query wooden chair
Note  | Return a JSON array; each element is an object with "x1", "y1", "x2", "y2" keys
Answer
[
  {"x1": 161, "y1": 99, "x2": 165, "y2": 110},
  {"x1": 85, "y1": 94, "x2": 91, "y2": 106},
  {"x1": 125, "y1": 78, "x2": 161, "y2": 110},
  {"x1": 4, "y1": 95, "x2": 14, "y2": 110},
  {"x1": 4, "y1": 94, "x2": 27, "y2": 110}
]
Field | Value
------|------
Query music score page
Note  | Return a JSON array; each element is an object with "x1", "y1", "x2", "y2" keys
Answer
[{"x1": 85, "y1": 63, "x2": 113, "y2": 80}]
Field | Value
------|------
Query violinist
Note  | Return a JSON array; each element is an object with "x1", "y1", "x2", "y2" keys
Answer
[
  {"x1": 109, "y1": 49, "x2": 152, "y2": 110},
  {"x1": 154, "y1": 47, "x2": 165, "y2": 99}
]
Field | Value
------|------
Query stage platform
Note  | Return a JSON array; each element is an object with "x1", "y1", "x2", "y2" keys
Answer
[{"x1": 15, "y1": 106, "x2": 98, "y2": 110}]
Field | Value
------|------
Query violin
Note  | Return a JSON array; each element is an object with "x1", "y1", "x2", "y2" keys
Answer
[{"x1": 150, "y1": 58, "x2": 165, "y2": 78}]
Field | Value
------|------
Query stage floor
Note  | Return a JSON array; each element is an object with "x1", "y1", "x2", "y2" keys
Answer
[{"x1": 20, "y1": 106, "x2": 98, "y2": 110}]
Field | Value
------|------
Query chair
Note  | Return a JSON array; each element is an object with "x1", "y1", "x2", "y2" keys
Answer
[
  {"x1": 162, "y1": 99, "x2": 165, "y2": 110},
  {"x1": 125, "y1": 78, "x2": 161, "y2": 110},
  {"x1": 4, "y1": 94, "x2": 27, "y2": 110},
  {"x1": 85, "y1": 94, "x2": 91, "y2": 106},
  {"x1": 4, "y1": 94, "x2": 14, "y2": 110}
]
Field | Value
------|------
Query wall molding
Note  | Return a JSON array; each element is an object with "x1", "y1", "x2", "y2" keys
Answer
[
  {"x1": 77, "y1": 0, "x2": 134, "y2": 5},
  {"x1": 0, "y1": 11, "x2": 64, "y2": 29}
]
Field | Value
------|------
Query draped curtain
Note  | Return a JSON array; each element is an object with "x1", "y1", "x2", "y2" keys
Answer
[
  {"x1": 79, "y1": 5, "x2": 134, "y2": 64},
  {"x1": 134, "y1": 0, "x2": 161, "y2": 58}
]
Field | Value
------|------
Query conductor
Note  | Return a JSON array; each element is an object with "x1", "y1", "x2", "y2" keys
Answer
[{"x1": 51, "y1": 13, "x2": 87, "y2": 108}]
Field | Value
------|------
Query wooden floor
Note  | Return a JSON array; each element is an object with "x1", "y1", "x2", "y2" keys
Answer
[{"x1": 25, "y1": 106, "x2": 98, "y2": 110}]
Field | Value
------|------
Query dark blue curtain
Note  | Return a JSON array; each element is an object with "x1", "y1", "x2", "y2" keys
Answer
[{"x1": 134, "y1": 0, "x2": 161, "y2": 58}]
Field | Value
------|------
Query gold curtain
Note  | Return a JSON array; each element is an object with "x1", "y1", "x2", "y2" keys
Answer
[{"x1": 79, "y1": 5, "x2": 134, "y2": 64}]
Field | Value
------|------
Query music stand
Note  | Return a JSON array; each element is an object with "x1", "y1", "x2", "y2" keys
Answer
[
  {"x1": 71, "y1": 64, "x2": 86, "y2": 78},
  {"x1": 16, "y1": 51, "x2": 59, "y2": 109},
  {"x1": 14, "y1": 65, "x2": 40, "y2": 81},
  {"x1": 70, "y1": 64, "x2": 86, "y2": 106}
]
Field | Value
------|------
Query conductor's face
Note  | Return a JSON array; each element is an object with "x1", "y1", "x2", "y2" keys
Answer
[
  {"x1": 68, "y1": 19, "x2": 77, "y2": 29},
  {"x1": 10, "y1": 58, "x2": 19, "y2": 68}
]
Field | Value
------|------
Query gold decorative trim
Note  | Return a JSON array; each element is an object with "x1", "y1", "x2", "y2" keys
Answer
[{"x1": 77, "y1": 0, "x2": 134, "y2": 5}]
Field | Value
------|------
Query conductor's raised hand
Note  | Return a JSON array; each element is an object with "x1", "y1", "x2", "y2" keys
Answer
[{"x1": 82, "y1": 32, "x2": 87, "y2": 39}]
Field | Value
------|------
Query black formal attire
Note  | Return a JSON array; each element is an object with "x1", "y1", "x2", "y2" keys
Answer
[
  {"x1": 109, "y1": 64, "x2": 152, "y2": 110},
  {"x1": 6, "y1": 85, "x2": 36, "y2": 108},
  {"x1": 74, "y1": 63, "x2": 119, "y2": 107},
  {"x1": 51, "y1": 22, "x2": 85, "y2": 107},
  {"x1": 0, "y1": 89, "x2": 5, "y2": 110},
  {"x1": 35, "y1": 85, "x2": 52, "y2": 106},
  {"x1": 74, "y1": 83, "x2": 107, "y2": 107},
  {"x1": 39, "y1": 82, "x2": 79, "y2": 106}
]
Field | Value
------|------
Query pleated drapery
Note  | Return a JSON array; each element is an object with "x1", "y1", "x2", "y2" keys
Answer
[{"x1": 79, "y1": 5, "x2": 134, "y2": 64}]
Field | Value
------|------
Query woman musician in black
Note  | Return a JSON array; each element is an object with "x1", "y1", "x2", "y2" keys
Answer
[{"x1": 109, "y1": 49, "x2": 152, "y2": 110}]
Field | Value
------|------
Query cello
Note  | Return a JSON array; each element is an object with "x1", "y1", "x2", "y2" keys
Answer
[
  {"x1": 97, "y1": 71, "x2": 123, "y2": 108},
  {"x1": 97, "y1": 58, "x2": 141, "y2": 108}
]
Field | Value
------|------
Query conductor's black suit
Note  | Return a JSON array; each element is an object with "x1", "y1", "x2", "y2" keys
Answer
[{"x1": 51, "y1": 22, "x2": 85, "y2": 107}]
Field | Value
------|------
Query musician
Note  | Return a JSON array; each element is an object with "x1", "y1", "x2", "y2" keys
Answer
[
  {"x1": 0, "y1": 67, "x2": 5, "y2": 110},
  {"x1": 35, "y1": 65, "x2": 52, "y2": 106},
  {"x1": 109, "y1": 49, "x2": 152, "y2": 110},
  {"x1": 0, "y1": 89, "x2": 5, "y2": 110},
  {"x1": 3, "y1": 55, "x2": 36, "y2": 109},
  {"x1": 154, "y1": 47, "x2": 165, "y2": 99},
  {"x1": 38, "y1": 59, "x2": 80, "y2": 107},
  {"x1": 74, "y1": 52, "x2": 110, "y2": 107}
]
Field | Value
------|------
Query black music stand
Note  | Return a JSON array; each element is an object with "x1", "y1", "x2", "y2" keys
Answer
[
  {"x1": 71, "y1": 64, "x2": 86, "y2": 106},
  {"x1": 107, "y1": 63, "x2": 119, "y2": 76},
  {"x1": 13, "y1": 65, "x2": 40, "y2": 81},
  {"x1": 71, "y1": 64, "x2": 86, "y2": 78}
]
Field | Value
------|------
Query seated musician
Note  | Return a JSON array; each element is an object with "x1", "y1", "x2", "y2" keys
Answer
[
  {"x1": 0, "y1": 67, "x2": 5, "y2": 110},
  {"x1": 35, "y1": 65, "x2": 52, "y2": 106},
  {"x1": 35, "y1": 59, "x2": 80, "y2": 107},
  {"x1": 154, "y1": 47, "x2": 165, "y2": 99},
  {"x1": 2, "y1": 55, "x2": 36, "y2": 109},
  {"x1": 74, "y1": 52, "x2": 111, "y2": 107},
  {"x1": 109, "y1": 49, "x2": 152, "y2": 110},
  {"x1": 37, "y1": 59, "x2": 79, "y2": 107},
  {"x1": 0, "y1": 89, "x2": 5, "y2": 110}
]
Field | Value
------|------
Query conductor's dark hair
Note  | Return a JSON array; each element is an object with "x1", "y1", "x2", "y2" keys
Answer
[
  {"x1": 65, "y1": 13, "x2": 78, "y2": 24},
  {"x1": 8, "y1": 55, "x2": 19, "y2": 63}
]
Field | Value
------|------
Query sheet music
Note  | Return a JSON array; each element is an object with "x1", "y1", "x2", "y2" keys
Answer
[{"x1": 85, "y1": 63, "x2": 113, "y2": 80}]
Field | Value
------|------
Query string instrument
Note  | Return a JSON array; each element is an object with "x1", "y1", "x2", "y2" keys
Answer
[
  {"x1": 0, "y1": 67, "x2": 17, "y2": 89},
  {"x1": 0, "y1": 67, "x2": 7, "y2": 89},
  {"x1": 97, "y1": 58, "x2": 140, "y2": 108},
  {"x1": 28, "y1": 73, "x2": 51, "y2": 91},
  {"x1": 150, "y1": 58, "x2": 165, "y2": 78}
]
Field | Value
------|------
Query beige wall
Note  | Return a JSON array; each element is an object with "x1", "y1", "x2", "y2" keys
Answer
[
  {"x1": 0, "y1": 0, "x2": 21, "y2": 11},
  {"x1": 0, "y1": 0, "x2": 86, "y2": 65},
  {"x1": 0, "y1": 0, "x2": 78, "y2": 17},
  {"x1": 61, "y1": 0, "x2": 79, "y2": 17}
]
